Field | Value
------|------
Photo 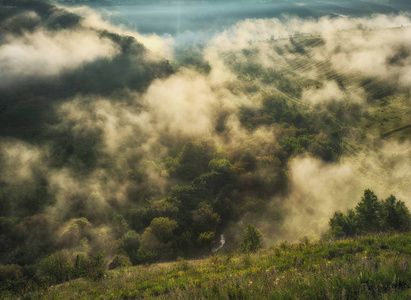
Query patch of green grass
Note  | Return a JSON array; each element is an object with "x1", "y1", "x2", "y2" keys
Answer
[
  {"x1": 360, "y1": 93, "x2": 411, "y2": 139},
  {"x1": 23, "y1": 233, "x2": 411, "y2": 299}
]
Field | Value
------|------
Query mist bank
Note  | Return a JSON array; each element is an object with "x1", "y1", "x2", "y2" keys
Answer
[
  {"x1": 0, "y1": 0, "x2": 410, "y2": 283},
  {"x1": 73, "y1": 0, "x2": 411, "y2": 37}
]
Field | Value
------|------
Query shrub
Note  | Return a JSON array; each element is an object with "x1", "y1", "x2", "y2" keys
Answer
[
  {"x1": 74, "y1": 253, "x2": 89, "y2": 277},
  {"x1": 0, "y1": 264, "x2": 24, "y2": 295},
  {"x1": 37, "y1": 250, "x2": 74, "y2": 285},
  {"x1": 239, "y1": 224, "x2": 263, "y2": 253},
  {"x1": 120, "y1": 230, "x2": 141, "y2": 265},
  {"x1": 175, "y1": 257, "x2": 189, "y2": 271},
  {"x1": 85, "y1": 252, "x2": 106, "y2": 281},
  {"x1": 109, "y1": 254, "x2": 132, "y2": 270},
  {"x1": 329, "y1": 209, "x2": 357, "y2": 238},
  {"x1": 199, "y1": 231, "x2": 216, "y2": 251}
]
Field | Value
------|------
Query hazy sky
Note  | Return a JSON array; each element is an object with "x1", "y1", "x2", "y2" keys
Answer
[{"x1": 96, "y1": 0, "x2": 411, "y2": 38}]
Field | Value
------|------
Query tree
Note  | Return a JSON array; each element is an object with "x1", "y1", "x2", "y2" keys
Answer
[
  {"x1": 198, "y1": 231, "x2": 215, "y2": 252},
  {"x1": 111, "y1": 214, "x2": 129, "y2": 239},
  {"x1": 149, "y1": 217, "x2": 178, "y2": 241},
  {"x1": 37, "y1": 250, "x2": 74, "y2": 285},
  {"x1": 74, "y1": 253, "x2": 88, "y2": 277},
  {"x1": 14, "y1": 214, "x2": 56, "y2": 265},
  {"x1": 58, "y1": 217, "x2": 92, "y2": 248},
  {"x1": 175, "y1": 140, "x2": 217, "y2": 180},
  {"x1": 148, "y1": 197, "x2": 180, "y2": 219},
  {"x1": 141, "y1": 217, "x2": 178, "y2": 251},
  {"x1": 328, "y1": 190, "x2": 411, "y2": 238},
  {"x1": 0, "y1": 264, "x2": 24, "y2": 295},
  {"x1": 329, "y1": 209, "x2": 357, "y2": 238},
  {"x1": 239, "y1": 224, "x2": 263, "y2": 253},
  {"x1": 119, "y1": 230, "x2": 141, "y2": 265},
  {"x1": 85, "y1": 252, "x2": 106, "y2": 281},
  {"x1": 380, "y1": 195, "x2": 411, "y2": 232},
  {"x1": 192, "y1": 158, "x2": 236, "y2": 199},
  {"x1": 192, "y1": 203, "x2": 220, "y2": 234},
  {"x1": 355, "y1": 189, "x2": 381, "y2": 232},
  {"x1": 108, "y1": 254, "x2": 131, "y2": 270},
  {"x1": 239, "y1": 149, "x2": 257, "y2": 172},
  {"x1": 141, "y1": 227, "x2": 162, "y2": 250}
]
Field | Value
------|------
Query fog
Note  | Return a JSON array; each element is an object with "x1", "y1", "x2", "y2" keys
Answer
[
  {"x1": 97, "y1": 0, "x2": 408, "y2": 37},
  {"x1": 279, "y1": 139, "x2": 411, "y2": 242},
  {"x1": 0, "y1": 0, "x2": 410, "y2": 266},
  {"x1": 0, "y1": 26, "x2": 119, "y2": 87}
]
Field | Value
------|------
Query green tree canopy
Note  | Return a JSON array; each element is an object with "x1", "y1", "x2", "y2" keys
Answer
[
  {"x1": 329, "y1": 189, "x2": 411, "y2": 238},
  {"x1": 239, "y1": 224, "x2": 263, "y2": 253},
  {"x1": 355, "y1": 189, "x2": 381, "y2": 232}
]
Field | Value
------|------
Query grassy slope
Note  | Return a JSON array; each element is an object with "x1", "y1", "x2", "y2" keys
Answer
[
  {"x1": 33, "y1": 233, "x2": 411, "y2": 299},
  {"x1": 361, "y1": 93, "x2": 411, "y2": 140}
]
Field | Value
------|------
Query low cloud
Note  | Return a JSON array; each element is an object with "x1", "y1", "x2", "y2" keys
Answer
[
  {"x1": 143, "y1": 70, "x2": 223, "y2": 137},
  {"x1": 0, "y1": 27, "x2": 119, "y2": 88},
  {"x1": 281, "y1": 140, "x2": 411, "y2": 241},
  {"x1": 330, "y1": 26, "x2": 411, "y2": 87},
  {"x1": 301, "y1": 81, "x2": 365, "y2": 105},
  {"x1": 0, "y1": 140, "x2": 46, "y2": 184},
  {"x1": 65, "y1": 5, "x2": 175, "y2": 58},
  {"x1": 205, "y1": 13, "x2": 411, "y2": 99}
]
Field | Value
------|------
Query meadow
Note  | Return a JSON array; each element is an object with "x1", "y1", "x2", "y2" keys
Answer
[{"x1": 21, "y1": 233, "x2": 411, "y2": 299}]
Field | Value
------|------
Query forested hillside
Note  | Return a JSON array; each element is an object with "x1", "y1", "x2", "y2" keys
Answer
[{"x1": 0, "y1": 0, "x2": 410, "y2": 297}]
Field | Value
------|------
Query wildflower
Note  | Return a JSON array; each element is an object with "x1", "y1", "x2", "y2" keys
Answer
[{"x1": 248, "y1": 281, "x2": 253, "y2": 286}]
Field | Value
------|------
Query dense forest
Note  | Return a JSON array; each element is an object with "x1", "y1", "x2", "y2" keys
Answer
[{"x1": 0, "y1": 0, "x2": 410, "y2": 297}]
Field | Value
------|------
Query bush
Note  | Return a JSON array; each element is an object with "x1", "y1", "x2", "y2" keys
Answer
[
  {"x1": 329, "y1": 209, "x2": 357, "y2": 238},
  {"x1": 85, "y1": 252, "x2": 106, "y2": 281},
  {"x1": 74, "y1": 253, "x2": 89, "y2": 277},
  {"x1": 108, "y1": 254, "x2": 132, "y2": 270},
  {"x1": 0, "y1": 264, "x2": 24, "y2": 295},
  {"x1": 199, "y1": 231, "x2": 215, "y2": 251},
  {"x1": 239, "y1": 224, "x2": 263, "y2": 253},
  {"x1": 37, "y1": 250, "x2": 74, "y2": 285},
  {"x1": 175, "y1": 257, "x2": 189, "y2": 271},
  {"x1": 120, "y1": 230, "x2": 141, "y2": 265}
]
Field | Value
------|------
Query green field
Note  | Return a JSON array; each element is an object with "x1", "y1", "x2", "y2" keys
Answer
[{"x1": 13, "y1": 233, "x2": 411, "y2": 299}]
